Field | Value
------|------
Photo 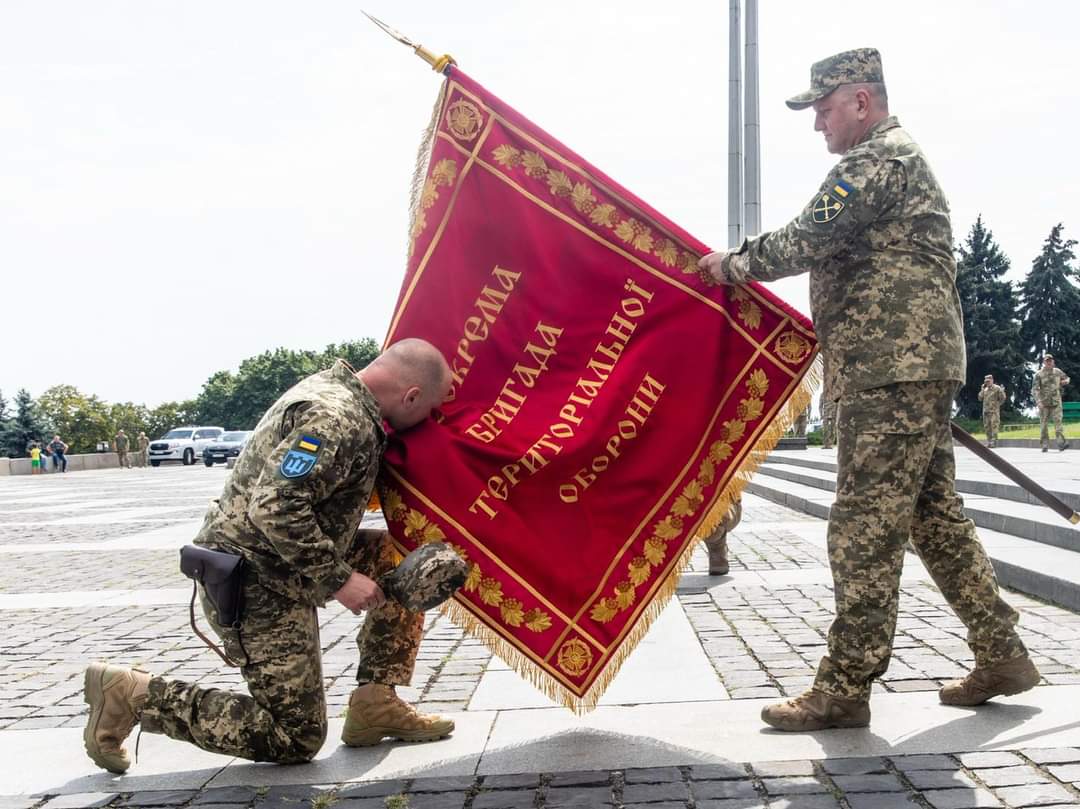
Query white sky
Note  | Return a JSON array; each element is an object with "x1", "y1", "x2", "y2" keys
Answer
[{"x1": 3, "y1": 1, "x2": 1078, "y2": 406}]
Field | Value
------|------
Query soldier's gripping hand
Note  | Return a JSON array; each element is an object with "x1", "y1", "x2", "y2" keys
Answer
[
  {"x1": 698, "y1": 250, "x2": 753, "y2": 286},
  {"x1": 334, "y1": 571, "x2": 386, "y2": 614}
]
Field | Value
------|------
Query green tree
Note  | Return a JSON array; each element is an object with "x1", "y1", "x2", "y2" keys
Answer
[
  {"x1": 38, "y1": 385, "x2": 114, "y2": 454},
  {"x1": 110, "y1": 402, "x2": 151, "y2": 443},
  {"x1": 1019, "y1": 223, "x2": 1080, "y2": 401},
  {"x1": 146, "y1": 400, "x2": 199, "y2": 439},
  {"x1": 6, "y1": 389, "x2": 51, "y2": 457},
  {"x1": 0, "y1": 389, "x2": 12, "y2": 458},
  {"x1": 954, "y1": 216, "x2": 1028, "y2": 417}
]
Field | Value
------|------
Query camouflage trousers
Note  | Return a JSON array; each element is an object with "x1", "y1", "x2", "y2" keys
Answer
[
  {"x1": 1038, "y1": 404, "x2": 1065, "y2": 446},
  {"x1": 982, "y1": 410, "x2": 1000, "y2": 442},
  {"x1": 821, "y1": 401, "x2": 838, "y2": 449},
  {"x1": 141, "y1": 529, "x2": 423, "y2": 763},
  {"x1": 814, "y1": 381, "x2": 1026, "y2": 700}
]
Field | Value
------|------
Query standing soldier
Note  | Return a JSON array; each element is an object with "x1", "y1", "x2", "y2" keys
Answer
[
  {"x1": 978, "y1": 374, "x2": 1006, "y2": 448},
  {"x1": 82, "y1": 340, "x2": 458, "y2": 773},
  {"x1": 136, "y1": 432, "x2": 150, "y2": 468},
  {"x1": 113, "y1": 429, "x2": 130, "y2": 469},
  {"x1": 699, "y1": 48, "x2": 1037, "y2": 731},
  {"x1": 1032, "y1": 354, "x2": 1071, "y2": 452},
  {"x1": 793, "y1": 404, "x2": 810, "y2": 438}
]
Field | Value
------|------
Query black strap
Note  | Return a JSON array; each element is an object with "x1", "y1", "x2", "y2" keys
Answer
[{"x1": 188, "y1": 581, "x2": 247, "y2": 668}]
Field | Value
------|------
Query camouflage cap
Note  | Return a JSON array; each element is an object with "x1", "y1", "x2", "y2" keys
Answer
[
  {"x1": 786, "y1": 48, "x2": 884, "y2": 110},
  {"x1": 379, "y1": 542, "x2": 468, "y2": 612}
]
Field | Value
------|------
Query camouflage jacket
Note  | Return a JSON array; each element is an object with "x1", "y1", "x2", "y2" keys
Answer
[
  {"x1": 195, "y1": 360, "x2": 386, "y2": 607},
  {"x1": 720, "y1": 117, "x2": 965, "y2": 398},
  {"x1": 1032, "y1": 367, "x2": 1070, "y2": 408},
  {"x1": 977, "y1": 383, "x2": 1006, "y2": 412},
  {"x1": 114, "y1": 434, "x2": 129, "y2": 452}
]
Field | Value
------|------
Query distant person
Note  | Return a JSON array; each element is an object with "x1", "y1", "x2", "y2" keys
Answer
[
  {"x1": 793, "y1": 404, "x2": 810, "y2": 438},
  {"x1": 113, "y1": 429, "x2": 131, "y2": 469},
  {"x1": 28, "y1": 442, "x2": 42, "y2": 475},
  {"x1": 1032, "y1": 354, "x2": 1071, "y2": 452},
  {"x1": 136, "y1": 432, "x2": 150, "y2": 468},
  {"x1": 49, "y1": 435, "x2": 69, "y2": 473},
  {"x1": 40, "y1": 442, "x2": 51, "y2": 473},
  {"x1": 977, "y1": 374, "x2": 1006, "y2": 448}
]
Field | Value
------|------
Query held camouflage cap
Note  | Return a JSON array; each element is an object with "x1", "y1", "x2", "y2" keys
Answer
[
  {"x1": 786, "y1": 48, "x2": 884, "y2": 110},
  {"x1": 379, "y1": 541, "x2": 468, "y2": 612}
]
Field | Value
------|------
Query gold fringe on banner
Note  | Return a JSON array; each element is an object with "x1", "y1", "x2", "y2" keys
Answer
[{"x1": 434, "y1": 351, "x2": 822, "y2": 714}]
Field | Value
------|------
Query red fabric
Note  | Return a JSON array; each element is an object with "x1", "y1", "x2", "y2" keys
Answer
[{"x1": 381, "y1": 68, "x2": 817, "y2": 703}]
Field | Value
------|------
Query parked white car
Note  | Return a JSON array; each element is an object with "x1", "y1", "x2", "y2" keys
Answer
[{"x1": 148, "y1": 426, "x2": 225, "y2": 466}]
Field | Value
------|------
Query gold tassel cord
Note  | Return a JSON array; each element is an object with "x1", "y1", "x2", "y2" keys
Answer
[{"x1": 436, "y1": 352, "x2": 822, "y2": 714}]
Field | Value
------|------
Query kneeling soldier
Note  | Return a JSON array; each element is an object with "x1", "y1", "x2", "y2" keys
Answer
[{"x1": 83, "y1": 339, "x2": 459, "y2": 772}]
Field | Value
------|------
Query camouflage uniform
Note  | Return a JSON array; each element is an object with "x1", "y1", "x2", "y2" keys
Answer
[
  {"x1": 820, "y1": 394, "x2": 838, "y2": 450},
  {"x1": 977, "y1": 382, "x2": 1006, "y2": 446},
  {"x1": 139, "y1": 361, "x2": 423, "y2": 763},
  {"x1": 1032, "y1": 366, "x2": 1071, "y2": 450},
  {"x1": 136, "y1": 433, "x2": 149, "y2": 467},
  {"x1": 114, "y1": 432, "x2": 130, "y2": 469},
  {"x1": 793, "y1": 405, "x2": 810, "y2": 438},
  {"x1": 714, "y1": 50, "x2": 1026, "y2": 701}
]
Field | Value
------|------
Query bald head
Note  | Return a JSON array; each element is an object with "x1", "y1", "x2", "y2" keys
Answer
[
  {"x1": 812, "y1": 82, "x2": 890, "y2": 154},
  {"x1": 359, "y1": 338, "x2": 451, "y2": 431}
]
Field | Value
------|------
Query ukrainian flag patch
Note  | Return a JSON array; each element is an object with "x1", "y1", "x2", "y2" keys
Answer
[{"x1": 280, "y1": 434, "x2": 324, "y2": 479}]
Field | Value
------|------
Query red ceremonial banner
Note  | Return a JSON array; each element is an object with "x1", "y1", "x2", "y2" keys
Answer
[{"x1": 380, "y1": 68, "x2": 817, "y2": 711}]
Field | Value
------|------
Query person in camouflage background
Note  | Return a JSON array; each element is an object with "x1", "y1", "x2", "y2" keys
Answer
[
  {"x1": 978, "y1": 374, "x2": 1006, "y2": 448},
  {"x1": 113, "y1": 429, "x2": 130, "y2": 469},
  {"x1": 793, "y1": 405, "x2": 810, "y2": 438},
  {"x1": 83, "y1": 339, "x2": 458, "y2": 773},
  {"x1": 819, "y1": 393, "x2": 837, "y2": 450},
  {"x1": 1032, "y1": 354, "x2": 1071, "y2": 452},
  {"x1": 700, "y1": 48, "x2": 1038, "y2": 732}
]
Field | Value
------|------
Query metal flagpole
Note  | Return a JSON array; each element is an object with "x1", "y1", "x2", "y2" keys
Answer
[
  {"x1": 727, "y1": 0, "x2": 744, "y2": 249},
  {"x1": 743, "y1": 0, "x2": 761, "y2": 237}
]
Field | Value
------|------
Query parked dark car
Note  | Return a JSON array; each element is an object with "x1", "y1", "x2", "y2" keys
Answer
[{"x1": 203, "y1": 431, "x2": 253, "y2": 466}]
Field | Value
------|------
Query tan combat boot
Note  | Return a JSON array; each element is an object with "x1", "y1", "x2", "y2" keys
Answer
[
  {"x1": 939, "y1": 655, "x2": 1040, "y2": 706},
  {"x1": 705, "y1": 534, "x2": 729, "y2": 576},
  {"x1": 341, "y1": 684, "x2": 454, "y2": 746},
  {"x1": 761, "y1": 689, "x2": 870, "y2": 732},
  {"x1": 83, "y1": 663, "x2": 152, "y2": 773}
]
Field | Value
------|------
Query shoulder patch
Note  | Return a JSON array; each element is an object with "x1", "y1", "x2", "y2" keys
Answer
[
  {"x1": 280, "y1": 434, "x2": 323, "y2": 480},
  {"x1": 812, "y1": 180, "x2": 853, "y2": 224}
]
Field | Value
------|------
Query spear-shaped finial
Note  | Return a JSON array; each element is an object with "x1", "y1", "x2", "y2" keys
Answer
[{"x1": 362, "y1": 11, "x2": 456, "y2": 73}]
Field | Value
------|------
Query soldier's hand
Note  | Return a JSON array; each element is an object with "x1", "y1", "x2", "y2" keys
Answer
[
  {"x1": 333, "y1": 572, "x2": 386, "y2": 614},
  {"x1": 698, "y1": 251, "x2": 735, "y2": 285}
]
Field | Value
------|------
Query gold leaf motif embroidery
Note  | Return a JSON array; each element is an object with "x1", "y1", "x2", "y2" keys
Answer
[
  {"x1": 698, "y1": 457, "x2": 716, "y2": 486},
  {"x1": 722, "y1": 419, "x2": 746, "y2": 443},
  {"x1": 547, "y1": 169, "x2": 573, "y2": 198},
  {"x1": 709, "y1": 440, "x2": 733, "y2": 463},
  {"x1": 522, "y1": 150, "x2": 548, "y2": 178},
  {"x1": 492, "y1": 144, "x2": 522, "y2": 168},
  {"x1": 614, "y1": 581, "x2": 636, "y2": 609},
  {"x1": 557, "y1": 638, "x2": 593, "y2": 677},
  {"x1": 614, "y1": 219, "x2": 636, "y2": 243},
  {"x1": 571, "y1": 182, "x2": 596, "y2": 213},
  {"x1": 421, "y1": 521, "x2": 447, "y2": 544},
  {"x1": 464, "y1": 563, "x2": 482, "y2": 592},
  {"x1": 672, "y1": 479, "x2": 704, "y2": 518},
  {"x1": 500, "y1": 598, "x2": 524, "y2": 627},
  {"x1": 589, "y1": 203, "x2": 618, "y2": 227},
  {"x1": 409, "y1": 158, "x2": 458, "y2": 256},
  {"x1": 746, "y1": 369, "x2": 770, "y2": 399},
  {"x1": 478, "y1": 576, "x2": 504, "y2": 606},
  {"x1": 382, "y1": 489, "x2": 405, "y2": 520},
  {"x1": 643, "y1": 537, "x2": 666, "y2": 565},
  {"x1": 737, "y1": 398, "x2": 765, "y2": 422},
  {"x1": 431, "y1": 158, "x2": 457, "y2": 186},
  {"x1": 590, "y1": 597, "x2": 619, "y2": 623},
  {"x1": 403, "y1": 509, "x2": 430, "y2": 539},
  {"x1": 652, "y1": 516, "x2": 682, "y2": 541},
  {"x1": 628, "y1": 557, "x2": 652, "y2": 586},
  {"x1": 680, "y1": 252, "x2": 699, "y2": 275},
  {"x1": 655, "y1": 239, "x2": 678, "y2": 267},
  {"x1": 523, "y1": 608, "x2": 552, "y2": 632},
  {"x1": 446, "y1": 99, "x2": 483, "y2": 141}
]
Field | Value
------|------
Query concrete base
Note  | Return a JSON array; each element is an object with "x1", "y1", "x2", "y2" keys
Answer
[
  {"x1": 774, "y1": 437, "x2": 808, "y2": 450},
  {"x1": 5, "y1": 453, "x2": 143, "y2": 476}
]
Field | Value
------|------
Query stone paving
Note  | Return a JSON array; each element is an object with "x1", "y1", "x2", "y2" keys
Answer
[
  {"x1": 6, "y1": 463, "x2": 1080, "y2": 807},
  {"x1": 9, "y1": 749, "x2": 1080, "y2": 808}
]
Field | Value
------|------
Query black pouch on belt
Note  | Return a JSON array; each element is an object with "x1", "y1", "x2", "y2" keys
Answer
[{"x1": 179, "y1": 545, "x2": 247, "y2": 666}]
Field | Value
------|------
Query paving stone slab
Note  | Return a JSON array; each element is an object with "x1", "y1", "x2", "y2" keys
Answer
[
  {"x1": 748, "y1": 761, "x2": 813, "y2": 778},
  {"x1": 0, "y1": 798, "x2": 43, "y2": 809},
  {"x1": 476, "y1": 775, "x2": 538, "y2": 791},
  {"x1": 758, "y1": 776, "x2": 825, "y2": 795},
  {"x1": 545, "y1": 772, "x2": 611, "y2": 789},
  {"x1": 336, "y1": 782, "x2": 407, "y2": 800},
  {"x1": 891, "y1": 755, "x2": 958, "y2": 771},
  {"x1": 407, "y1": 777, "x2": 476, "y2": 793},
  {"x1": 820, "y1": 757, "x2": 886, "y2": 776},
  {"x1": 904, "y1": 771, "x2": 977, "y2": 790},
  {"x1": 956, "y1": 752, "x2": 1025, "y2": 769},
  {"x1": 40, "y1": 795, "x2": 117, "y2": 809},
  {"x1": 121, "y1": 793, "x2": 198, "y2": 808},
  {"x1": 688, "y1": 764, "x2": 746, "y2": 781},
  {"x1": 846, "y1": 793, "x2": 919, "y2": 809},
  {"x1": 1045, "y1": 763, "x2": 1080, "y2": 782},
  {"x1": 994, "y1": 782, "x2": 1077, "y2": 806},
  {"x1": 469, "y1": 792, "x2": 535, "y2": 809},
  {"x1": 830, "y1": 773, "x2": 907, "y2": 792},
  {"x1": 690, "y1": 780, "x2": 759, "y2": 801},
  {"x1": 972, "y1": 766, "x2": 1050, "y2": 788},
  {"x1": 1021, "y1": 748, "x2": 1080, "y2": 764},
  {"x1": 542, "y1": 786, "x2": 613, "y2": 807},
  {"x1": 622, "y1": 768, "x2": 683, "y2": 785},
  {"x1": 396, "y1": 793, "x2": 467, "y2": 809},
  {"x1": 694, "y1": 800, "x2": 765, "y2": 809},
  {"x1": 620, "y1": 782, "x2": 688, "y2": 804},
  {"x1": 191, "y1": 788, "x2": 256, "y2": 805},
  {"x1": 620, "y1": 803, "x2": 686, "y2": 809},
  {"x1": 921, "y1": 788, "x2": 1002, "y2": 808},
  {"x1": 767, "y1": 797, "x2": 841, "y2": 809}
]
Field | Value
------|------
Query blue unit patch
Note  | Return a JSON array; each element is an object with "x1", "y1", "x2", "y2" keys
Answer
[{"x1": 280, "y1": 448, "x2": 318, "y2": 479}]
